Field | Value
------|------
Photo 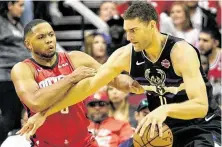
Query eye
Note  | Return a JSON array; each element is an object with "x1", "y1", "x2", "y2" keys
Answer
[
  {"x1": 49, "y1": 33, "x2": 54, "y2": 37},
  {"x1": 38, "y1": 35, "x2": 44, "y2": 39}
]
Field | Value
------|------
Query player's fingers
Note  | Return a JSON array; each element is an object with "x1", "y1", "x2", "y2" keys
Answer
[
  {"x1": 16, "y1": 124, "x2": 30, "y2": 135},
  {"x1": 25, "y1": 124, "x2": 36, "y2": 141},
  {"x1": 157, "y1": 121, "x2": 163, "y2": 137},
  {"x1": 139, "y1": 118, "x2": 151, "y2": 137},
  {"x1": 30, "y1": 124, "x2": 38, "y2": 136},
  {"x1": 150, "y1": 119, "x2": 157, "y2": 138},
  {"x1": 26, "y1": 124, "x2": 35, "y2": 134}
]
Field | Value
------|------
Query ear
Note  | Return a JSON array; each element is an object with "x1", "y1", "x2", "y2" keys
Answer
[
  {"x1": 24, "y1": 40, "x2": 32, "y2": 52},
  {"x1": 150, "y1": 20, "x2": 156, "y2": 29},
  {"x1": 134, "y1": 111, "x2": 139, "y2": 121},
  {"x1": 214, "y1": 39, "x2": 219, "y2": 47},
  {"x1": 7, "y1": 1, "x2": 14, "y2": 11}
]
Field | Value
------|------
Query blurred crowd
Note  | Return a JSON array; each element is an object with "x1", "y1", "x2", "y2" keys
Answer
[{"x1": 0, "y1": 0, "x2": 221, "y2": 146}]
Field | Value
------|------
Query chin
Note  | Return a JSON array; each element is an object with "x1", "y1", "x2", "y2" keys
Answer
[{"x1": 133, "y1": 47, "x2": 143, "y2": 52}]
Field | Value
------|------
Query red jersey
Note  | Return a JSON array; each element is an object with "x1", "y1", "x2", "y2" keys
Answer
[
  {"x1": 88, "y1": 117, "x2": 134, "y2": 147},
  {"x1": 23, "y1": 52, "x2": 98, "y2": 147},
  {"x1": 208, "y1": 51, "x2": 221, "y2": 83}
]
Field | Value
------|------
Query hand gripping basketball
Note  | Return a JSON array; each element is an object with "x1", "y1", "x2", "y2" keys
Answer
[
  {"x1": 133, "y1": 123, "x2": 173, "y2": 147},
  {"x1": 135, "y1": 105, "x2": 168, "y2": 138}
]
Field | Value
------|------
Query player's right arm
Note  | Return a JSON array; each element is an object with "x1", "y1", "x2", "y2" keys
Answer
[
  {"x1": 11, "y1": 62, "x2": 95, "y2": 113},
  {"x1": 45, "y1": 45, "x2": 137, "y2": 117}
]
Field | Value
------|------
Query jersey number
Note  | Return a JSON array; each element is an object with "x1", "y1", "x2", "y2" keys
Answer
[{"x1": 60, "y1": 107, "x2": 69, "y2": 114}]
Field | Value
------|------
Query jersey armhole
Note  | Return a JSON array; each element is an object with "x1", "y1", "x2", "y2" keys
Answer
[
  {"x1": 64, "y1": 52, "x2": 75, "y2": 71},
  {"x1": 23, "y1": 60, "x2": 38, "y2": 80}
]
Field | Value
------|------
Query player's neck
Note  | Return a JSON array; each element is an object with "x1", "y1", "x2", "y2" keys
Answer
[
  {"x1": 144, "y1": 32, "x2": 166, "y2": 62},
  {"x1": 208, "y1": 48, "x2": 220, "y2": 65},
  {"x1": 32, "y1": 53, "x2": 57, "y2": 67}
]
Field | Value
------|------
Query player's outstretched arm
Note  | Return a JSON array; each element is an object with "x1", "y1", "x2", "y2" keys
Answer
[
  {"x1": 68, "y1": 50, "x2": 139, "y2": 93},
  {"x1": 45, "y1": 47, "x2": 131, "y2": 117},
  {"x1": 165, "y1": 41, "x2": 208, "y2": 119},
  {"x1": 11, "y1": 62, "x2": 95, "y2": 113}
]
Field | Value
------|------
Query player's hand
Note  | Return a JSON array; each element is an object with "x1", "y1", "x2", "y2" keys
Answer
[
  {"x1": 16, "y1": 112, "x2": 46, "y2": 140},
  {"x1": 112, "y1": 75, "x2": 144, "y2": 94},
  {"x1": 129, "y1": 80, "x2": 145, "y2": 94},
  {"x1": 69, "y1": 66, "x2": 97, "y2": 84},
  {"x1": 135, "y1": 105, "x2": 168, "y2": 138}
]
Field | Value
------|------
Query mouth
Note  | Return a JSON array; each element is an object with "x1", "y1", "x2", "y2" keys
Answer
[
  {"x1": 48, "y1": 45, "x2": 54, "y2": 50},
  {"x1": 132, "y1": 42, "x2": 138, "y2": 45}
]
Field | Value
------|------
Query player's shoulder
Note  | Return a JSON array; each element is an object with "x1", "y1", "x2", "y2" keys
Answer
[
  {"x1": 68, "y1": 50, "x2": 88, "y2": 58},
  {"x1": 171, "y1": 41, "x2": 197, "y2": 60},
  {"x1": 12, "y1": 62, "x2": 30, "y2": 73},
  {"x1": 112, "y1": 43, "x2": 132, "y2": 57},
  {"x1": 11, "y1": 62, "x2": 33, "y2": 79}
]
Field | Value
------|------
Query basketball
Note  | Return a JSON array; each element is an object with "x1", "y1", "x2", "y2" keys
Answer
[{"x1": 133, "y1": 123, "x2": 173, "y2": 147}]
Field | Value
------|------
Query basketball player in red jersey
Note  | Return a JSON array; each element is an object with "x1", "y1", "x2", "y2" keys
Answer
[{"x1": 11, "y1": 19, "x2": 142, "y2": 147}]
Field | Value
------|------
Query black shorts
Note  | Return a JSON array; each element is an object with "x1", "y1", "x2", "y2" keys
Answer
[{"x1": 171, "y1": 114, "x2": 221, "y2": 147}]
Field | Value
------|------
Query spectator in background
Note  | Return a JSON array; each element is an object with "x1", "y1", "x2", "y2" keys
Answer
[
  {"x1": 20, "y1": 0, "x2": 33, "y2": 26},
  {"x1": 119, "y1": 99, "x2": 150, "y2": 147},
  {"x1": 107, "y1": 86, "x2": 137, "y2": 128},
  {"x1": 185, "y1": 1, "x2": 219, "y2": 37},
  {"x1": 200, "y1": 54, "x2": 210, "y2": 75},
  {"x1": 0, "y1": 0, "x2": 30, "y2": 144},
  {"x1": 198, "y1": 29, "x2": 221, "y2": 108},
  {"x1": 98, "y1": 1, "x2": 129, "y2": 55},
  {"x1": 198, "y1": 29, "x2": 221, "y2": 82},
  {"x1": 98, "y1": 1, "x2": 118, "y2": 22},
  {"x1": 160, "y1": 2, "x2": 199, "y2": 46},
  {"x1": 1, "y1": 109, "x2": 31, "y2": 147},
  {"x1": 86, "y1": 92, "x2": 133, "y2": 147},
  {"x1": 84, "y1": 32, "x2": 109, "y2": 64},
  {"x1": 134, "y1": 99, "x2": 150, "y2": 127},
  {"x1": 107, "y1": 16, "x2": 128, "y2": 55}
]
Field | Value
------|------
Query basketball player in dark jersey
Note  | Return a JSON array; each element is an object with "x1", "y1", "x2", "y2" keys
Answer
[{"x1": 18, "y1": 2, "x2": 220, "y2": 147}]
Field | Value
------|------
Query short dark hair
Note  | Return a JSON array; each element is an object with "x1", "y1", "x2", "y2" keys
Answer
[
  {"x1": 201, "y1": 28, "x2": 220, "y2": 40},
  {"x1": 123, "y1": 1, "x2": 158, "y2": 23},
  {"x1": 24, "y1": 19, "x2": 48, "y2": 40}
]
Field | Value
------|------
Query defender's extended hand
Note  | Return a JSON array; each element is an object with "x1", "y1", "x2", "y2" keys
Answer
[{"x1": 16, "y1": 112, "x2": 46, "y2": 140}]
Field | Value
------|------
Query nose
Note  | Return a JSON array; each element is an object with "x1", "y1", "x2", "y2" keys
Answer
[
  {"x1": 94, "y1": 105, "x2": 100, "y2": 109},
  {"x1": 126, "y1": 32, "x2": 132, "y2": 42},
  {"x1": 45, "y1": 36, "x2": 52, "y2": 44}
]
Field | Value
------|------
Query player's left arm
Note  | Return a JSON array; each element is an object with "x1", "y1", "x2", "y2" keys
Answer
[{"x1": 165, "y1": 41, "x2": 208, "y2": 119}]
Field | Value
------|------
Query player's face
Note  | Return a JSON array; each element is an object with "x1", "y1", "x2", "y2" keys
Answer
[
  {"x1": 134, "y1": 108, "x2": 149, "y2": 124},
  {"x1": 87, "y1": 101, "x2": 109, "y2": 122},
  {"x1": 170, "y1": 5, "x2": 186, "y2": 26},
  {"x1": 124, "y1": 18, "x2": 153, "y2": 52},
  {"x1": 27, "y1": 23, "x2": 56, "y2": 59},
  {"x1": 8, "y1": 0, "x2": 24, "y2": 18},
  {"x1": 198, "y1": 32, "x2": 214, "y2": 55},
  {"x1": 92, "y1": 35, "x2": 107, "y2": 57},
  {"x1": 107, "y1": 86, "x2": 128, "y2": 103}
]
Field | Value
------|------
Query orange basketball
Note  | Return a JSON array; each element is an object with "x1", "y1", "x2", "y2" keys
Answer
[{"x1": 133, "y1": 123, "x2": 173, "y2": 147}]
